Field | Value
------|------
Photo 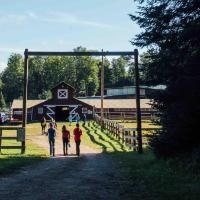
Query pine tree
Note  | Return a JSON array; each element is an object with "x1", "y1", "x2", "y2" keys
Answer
[{"x1": 131, "y1": 0, "x2": 200, "y2": 157}]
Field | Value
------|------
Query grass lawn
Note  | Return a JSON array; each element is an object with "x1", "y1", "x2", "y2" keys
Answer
[
  {"x1": 1, "y1": 121, "x2": 200, "y2": 200},
  {"x1": 0, "y1": 123, "x2": 49, "y2": 175},
  {"x1": 118, "y1": 119, "x2": 160, "y2": 129},
  {"x1": 109, "y1": 151, "x2": 200, "y2": 200},
  {"x1": 0, "y1": 140, "x2": 48, "y2": 175},
  {"x1": 82, "y1": 121, "x2": 131, "y2": 152},
  {"x1": 82, "y1": 121, "x2": 200, "y2": 200}
]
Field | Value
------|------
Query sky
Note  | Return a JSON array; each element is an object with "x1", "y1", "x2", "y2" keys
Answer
[{"x1": 0, "y1": 0, "x2": 142, "y2": 72}]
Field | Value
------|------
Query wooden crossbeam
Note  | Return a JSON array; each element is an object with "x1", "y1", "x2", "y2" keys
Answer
[
  {"x1": 0, "y1": 146, "x2": 22, "y2": 149},
  {"x1": 0, "y1": 137, "x2": 18, "y2": 140},
  {"x1": 27, "y1": 51, "x2": 135, "y2": 57}
]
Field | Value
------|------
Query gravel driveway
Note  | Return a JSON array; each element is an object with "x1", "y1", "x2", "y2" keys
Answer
[{"x1": 0, "y1": 135, "x2": 128, "y2": 200}]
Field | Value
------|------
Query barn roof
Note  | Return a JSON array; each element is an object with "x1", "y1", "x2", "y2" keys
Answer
[
  {"x1": 12, "y1": 99, "x2": 46, "y2": 109},
  {"x1": 80, "y1": 99, "x2": 152, "y2": 109},
  {"x1": 11, "y1": 98, "x2": 153, "y2": 109}
]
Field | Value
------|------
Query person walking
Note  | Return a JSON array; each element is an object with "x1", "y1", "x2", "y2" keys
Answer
[
  {"x1": 47, "y1": 122, "x2": 56, "y2": 156},
  {"x1": 69, "y1": 114, "x2": 72, "y2": 126},
  {"x1": 73, "y1": 123, "x2": 82, "y2": 156},
  {"x1": 49, "y1": 117, "x2": 57, "y2": 129},
  {"x1": 40, "y1": 116, "x2": 46, "y2": 135},
  {"x1": 62, "y1": 125, "x2": 70, "y2": 156},
  {"x1": 75, "y1": 114, "x2": 80, "y2": 123}
]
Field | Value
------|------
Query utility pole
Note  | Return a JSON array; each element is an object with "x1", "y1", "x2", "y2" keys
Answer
[
  {"x1": 134, "y1": 49, "x2": 143, "y2": 153},
  {"x1": 100, "y1": 49, "x2": 104, "y2": 130},
  {"x1": 22, "y1": 48, "x2": 28, "y2": 153}
]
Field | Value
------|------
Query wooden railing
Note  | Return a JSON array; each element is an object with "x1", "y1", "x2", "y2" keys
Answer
[
  {"x1": 0, "y1": 127, "x2": 25, "y2": 154},
  {"x1": 94, "y1": 114, "x2": 160, "y2": 151},
  {"x1": 95, "y1": 111, "x2": 157, "y2": 120},
  {"x1": 94, "y1": 114, "x2": 138, "y2": 150}
]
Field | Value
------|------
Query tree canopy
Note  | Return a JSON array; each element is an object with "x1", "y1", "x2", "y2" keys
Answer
[
  {"x1": 131, "y1": 0, "x2": 200, "y2": 157},
  {"x1": 1, "y1": 47, "x2": 133, "y2": 104}
]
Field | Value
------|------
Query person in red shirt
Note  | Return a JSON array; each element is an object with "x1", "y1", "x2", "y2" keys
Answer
[
  {"x1": 73, "y1": 123, "x2": 82, "y2": 156},
  {"x1": 62, "y1": 125, "x2": 70, "y2": 156}
]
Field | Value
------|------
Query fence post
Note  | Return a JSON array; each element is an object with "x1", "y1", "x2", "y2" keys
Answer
[
  {"x1": 0, "y1": 129, "x2": 2, "y2": 153},
  {"x1": 134, "y1": 48, "x2": 143, "y2": 154},
  {"x1": 133, "y1": 131, "x2": 137, "y2": 151}
]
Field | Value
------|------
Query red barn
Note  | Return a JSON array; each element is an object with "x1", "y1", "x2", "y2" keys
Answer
[{"x1": 12, "y1": 82, "x2": 94, "y2": 121}]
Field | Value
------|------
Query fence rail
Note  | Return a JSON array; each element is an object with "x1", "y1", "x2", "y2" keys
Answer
[
  {"x1": 95, "y1": 111, "x2": 158, "y2": 121},
  {"x1": 94, "y1": 114, "x2": 160, "y2": 151},
  {"x1": 0, "y1": 127, "x2": 25, "y2": 154}
]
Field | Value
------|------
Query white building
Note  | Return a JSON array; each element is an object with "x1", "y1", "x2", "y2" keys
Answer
[{"x1": 105, "y1": 86, "x2": 146, "y2": 97}]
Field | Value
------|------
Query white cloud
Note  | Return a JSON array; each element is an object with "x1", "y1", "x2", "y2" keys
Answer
[
  {"x1": 0, "y1": 11, "x2": 115, "y2": 29},
  {"x1": 42, "y1": 11, "x2": 113, "y2": 29},
  {"x1": 0, "y1": 14, "x2": 27, "y2": 25},
  {"x1": 0, "y1": 62, "x2": 7, "y2": 72},
  {"x1": 0, "y1": 47, "x2": 23, "y2": 54}
]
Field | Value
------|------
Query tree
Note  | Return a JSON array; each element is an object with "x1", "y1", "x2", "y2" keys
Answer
[
  {"x1": 0, "y1": 79, "x2": 6, "y2": 109},
  {"x1": 110, "y1": 57, "x2": 129, "y2": 87},
  {"x1": 1, "y1": 54, "x2": 24, "y2": 103},
  {"x1": 0, "y1": 91, "x2": 6, "y2": 109},
  {"x1": 72, "y1": 47, "x2": 99, "y2": 96},
  {"x1": 28, "y1": 56, "x2": 46, "y2": 99},
  {"x1": 131, "y1": 0, "x2": 200, "y2": 157},
  {"x1": 103, "y1": 58, "x2": 112, "y2": 88}
]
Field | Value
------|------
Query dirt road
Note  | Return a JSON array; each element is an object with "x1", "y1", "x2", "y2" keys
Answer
[{"x1": 0, "y1": 135, "x2": 128, "y2": 200}]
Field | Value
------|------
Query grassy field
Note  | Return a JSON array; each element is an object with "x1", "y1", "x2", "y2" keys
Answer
[
  {"x1": 1, "y1": 121, "x2": 200, "y2": 200},
  {"x1": 27, "y1": 121, "x2": 131, "y2": 152},
  {"x1": 117, "y1": 119, "x2": 160, "y2": 129},
  {"x1": 83, "y1": 121, "x2": 200, "y2": 200},
  {"x1": 0, "y1": 123, "x2": 49, "y2": 174},
  {"x1": 82, "y1": 121, "x2": 132, "y2": 152},
  {"x1": 0, "y1": 140, "x2": 48, "y2": 175},
  {"x1": 108, "y1": 151, "x2": 200, "y2": 200}
]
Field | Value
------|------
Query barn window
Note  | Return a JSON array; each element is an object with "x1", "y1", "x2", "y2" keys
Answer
[
  {"x1": 87, "y1": 110, "x2": 93, "y2": 115},
  {"x1": 58, "y1": 89, "x2": 68, "y2": 99},
  {"x1": 38, "y1": 107, "x2": 43, "y2": 114},
  {"x1": 82, "y1": 107, "x2": 87, "y2": 113},
  {"x1": 14, "y1": 110, "x2": 23, "y2": 115}
]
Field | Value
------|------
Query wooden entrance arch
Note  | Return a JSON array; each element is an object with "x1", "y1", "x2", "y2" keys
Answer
[{"x1": 23, "y1": 49, "x2": 143, "y2": 153}]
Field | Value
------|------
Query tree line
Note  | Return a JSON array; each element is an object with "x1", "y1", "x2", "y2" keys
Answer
[{"x1": 0, "y1": 47, "x2": 138, "y2": 106}]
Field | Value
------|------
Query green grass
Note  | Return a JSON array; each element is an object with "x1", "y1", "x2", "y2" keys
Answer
[
  {"x1": 1, "y1": 121, "x2": 200, "y2": 200},
  {"x1": 81, "y1": 121, "x2": 132, "y2": 152},
  {"x1": 81, "y1": 121, "x2": 200, "y2": 200},
  {"x1": 26, "y1": 121, "x2": 131, "y2": 152},
  {"x1": 108, "y1": 151, "x2": 200, "y2": 200},
  {"x1": 0, "y1": 140, "x2": 48, "y2": 175},
  {"x1": 118, "y1": 119, "x2": 160, "y2": 129},
  {"x1": 0, "y1": 123, "x2": 49, "y2": 175}
]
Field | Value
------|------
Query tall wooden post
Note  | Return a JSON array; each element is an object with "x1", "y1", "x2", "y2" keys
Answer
[
  {"x1": 22, "y1": 49, "x2": 28, "y2": 153},
  {"x1": 134, "y1": 49, "x2": 143, "y2": 153},
  {"x1": 100, "y1": 49, "x2": 104, "y2": 130}
]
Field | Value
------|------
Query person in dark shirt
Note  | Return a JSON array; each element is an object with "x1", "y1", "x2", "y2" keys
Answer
[
  {"x1": 73, "y1": 123, "x2": 82, "y2": 156},
  {"x1": 62, "y1": 125, "x2": 70, "y2": 156},
  {"x1": 48, "y1": 122, "x2": 56, "y2": 156}
]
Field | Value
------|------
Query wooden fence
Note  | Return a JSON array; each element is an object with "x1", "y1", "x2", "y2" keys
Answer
[
  {"x1": 94, "y1": 114, "x2": 159, "y2": 151},
  {"x1": 0, "y1": 127, "x2": 25, "y2": 154},
  {"x1": 95, "y1": 111, "x2": 157, "y2": 121}
]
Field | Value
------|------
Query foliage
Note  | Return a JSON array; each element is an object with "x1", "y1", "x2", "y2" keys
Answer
[
  {"x1": 0, "y1": 79, "x2": 6, "y2": 108},
  {"x1": 0, "y1": 91, "x2": 6, "y2": 109},
  {"x1": 111, "y1": 151, "x2": 200, "y2": 200},
  {"x1": 131, "y1": 0, "x2": 200, "y2": 157},
  {"x1": 1, "y1": 47, "x2": 134, "y2": 102},
  {"x1": 1, "y1": 54, "x2": 24, "y2": 103}
]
